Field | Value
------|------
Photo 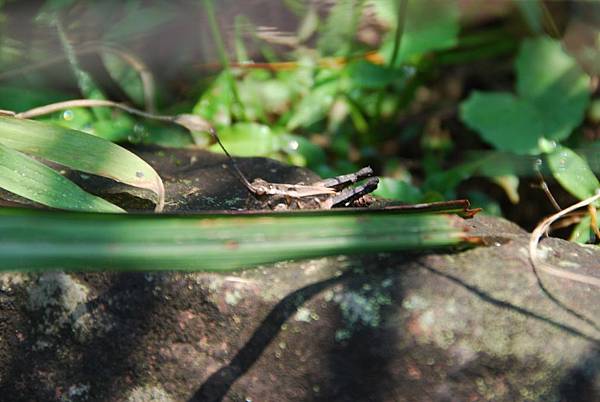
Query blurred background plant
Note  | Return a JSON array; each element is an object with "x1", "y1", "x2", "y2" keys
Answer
[{"x1": 0, "y1": 0, "x2": 599, "y2": 240}]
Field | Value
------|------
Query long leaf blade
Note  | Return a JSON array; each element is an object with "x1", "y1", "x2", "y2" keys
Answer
[
  {"x1": 0, "y1": 208, "x2": 476, "y2": 271},
  {"x1": 0, "y1": 116, "x2": 164, "y2": 211},
  {"x1": 0, "y1": 144, "x2": 124, "y2": 212}
]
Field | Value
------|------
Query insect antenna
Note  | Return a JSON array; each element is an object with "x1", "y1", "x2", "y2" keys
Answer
[{"x1": 206, "y1": 127, "x2": 258, "y2": 195}]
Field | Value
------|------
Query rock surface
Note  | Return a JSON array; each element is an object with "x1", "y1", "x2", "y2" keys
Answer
[{"x1": 0, "y1": 148, "x2": 598, "y2": 402}]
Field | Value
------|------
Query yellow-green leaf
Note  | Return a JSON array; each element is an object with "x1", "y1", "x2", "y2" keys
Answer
[
  {"x1": 0, "y1": 143, "x2": 124, "y2": 212},
  {"x1": 0, "y1": 116, "x2": 164, "y2": 211}
]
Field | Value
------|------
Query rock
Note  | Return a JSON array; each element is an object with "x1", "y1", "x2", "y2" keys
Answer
[
  {"x1": 126, "y1": 385, "x2": 175, "y2": 402},
  {"x1": 0, "y1": 149, "x2": 598, "y2": 402}
]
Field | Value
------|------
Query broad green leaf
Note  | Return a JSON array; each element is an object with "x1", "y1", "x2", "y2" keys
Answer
[
  {"x1": 373, "y1": 178, "x2": 422, "y2": 203},
  {"x1": 0, "y1": 208, "x2": 474, "y2": 271},
  {"x1": 516, "y1": 37, "x2": 590, "y2": 141},
  {"x1": 0, "y1": 143, "x2": 123, "y2": 212},
  {"x1": 208, "y1": 122, "x2": 280, "y2": 157},
  {"x1": 546, "y1": 146, "x2": 600, "y2": 203},
  {"x1": 377, "y1": 0, "x2": 460, "y2": 65},
  {"x1": 460, "y1": 91, "x2": 543, "y2": 154},
  {"x1": 0, "y1": 117, "x2": 164, "y2": 211}
]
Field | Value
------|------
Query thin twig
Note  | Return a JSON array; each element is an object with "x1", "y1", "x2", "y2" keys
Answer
[
  {"x1": 529, "y1": 191, "x2": 600, "y2": 288},
  {"x1": 533, "y1": 169, "x2": 561, "y2": 211},
  {"x1": 588, "y1": 204, "x2": 600, "y2": 239},
  {"x1": 16, "y1": 99, "x2": 170, "y2": 121}
]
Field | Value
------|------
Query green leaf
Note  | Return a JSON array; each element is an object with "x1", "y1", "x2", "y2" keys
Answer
[
  {"x1": 0, "y1": 117, "x2": 164, "y2": 211},
  {"x1": 546, "y1": 145, "x2": 600, "y2": 202},
  {"x1": 0, "y1": 208, "x2": 474, "y2": 271},
  {"x1": 460, "y1": 91, "x2": 543, "y2": 154},
  {"x1": 372, "y1": 178, "x2": 423, "y2": 203},
  {"x1": 208, "y1": 122, "x2": 280, "y2": 157},
  {"x1": 0, "y1": 143, "x2": 124, "y2": 212},
  {"x1": 377, "y1": 0, "x2": 460, "y2": 65},
  {"x1": 101, "y1": 51, "x2": 146, "y2": 107},
  {"x1": 569, "y1": 215, "x2": 594, "y2": 244},
  {"x1": 516, "y1": 37, "x2": 590, "y2": 141},
  {"x1": 192, "y1": 72, "x2": 234, "y2": 126}
]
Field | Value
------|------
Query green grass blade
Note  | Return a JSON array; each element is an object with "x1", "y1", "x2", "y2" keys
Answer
[
  {"x1": 0, "y1": 143, "x2": 124, "y2": 212},
  {"x1": 0, "y1": 208, "x2": 475, "y2": 271},
  {"x1": 0, "y1": 116, "x2": 165, "y2": 211}
]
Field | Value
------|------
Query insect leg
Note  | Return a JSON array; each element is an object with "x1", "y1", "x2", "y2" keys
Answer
[
  {"x1": 314, "y1": 167, "x2": 374, "y2": 190},
  {"x1": 330, "y1": 177, "x2": 379, "y2": 207}
]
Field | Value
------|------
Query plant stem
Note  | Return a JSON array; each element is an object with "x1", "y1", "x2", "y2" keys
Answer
[
  {"x1": 201, "y1": 0, "x2": 245, "y2": 119},
  {"x1": 388, "y1": 0, "x2": 409, "y2": 68}
]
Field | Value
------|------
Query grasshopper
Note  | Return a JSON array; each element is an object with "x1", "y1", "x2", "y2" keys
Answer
[
  {"x1": 171, "y1": 114, "x2": 380, "y2": 210},
  {"x1": 183, "y1": 125, "x2": 379, "y2": 210},
  {"x1": 246, "y1": 167, "x2": 379, "y2": 210}
]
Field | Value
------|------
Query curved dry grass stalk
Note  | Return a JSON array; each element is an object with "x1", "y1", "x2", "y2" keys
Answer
[
  {"x1": 16, "y1": 99, "x2": 169, "y2": 122},
  {"x1": 529, "y1": 191, "x2": 600, "y2": 288}
]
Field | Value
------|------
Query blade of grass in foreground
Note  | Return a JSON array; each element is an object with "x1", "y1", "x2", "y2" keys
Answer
[
  {"x1": 0, "y1": 116, "x2": 164, "y2": 211},
  {"x1": 0, "y1": 208, "x2": 478, "y2": 271},
  {"x1": 0, "y1": 143, "x2": 124, "y2": 212}
]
